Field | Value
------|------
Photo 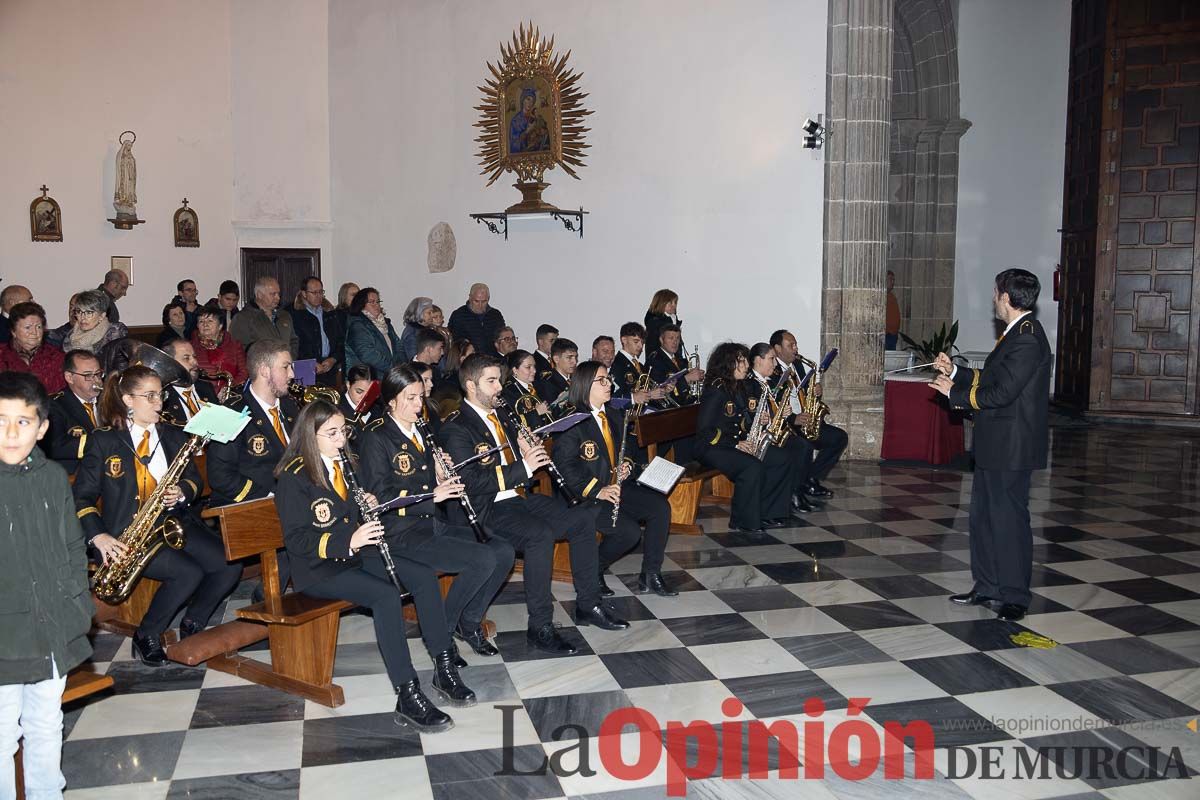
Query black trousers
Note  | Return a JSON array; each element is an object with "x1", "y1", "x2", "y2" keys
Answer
[
  {"x1": 810, "y1": 422, "x2": 848, "y2": 481},
  {"x1": 389, "y1": 517, "x2": 515, "y2": 634},
  {"x1": 698, "y1": 445, "x2": 795, "y2": 530},
  {"x1": 137, "y1": 522, "x2": 242, "y2": 640},
  {"x1": 487, "y1": 492, "x2": 599, "y2": 627},
  {"x1": 303, "y1": 555, "x2": 445, "y2": 687},
  {"x1": 592, "y1": 483, "x2": 670, "y2": 575},
  {"x1": 968, "y1": 468, "x2": 1033, "y2": 606}
]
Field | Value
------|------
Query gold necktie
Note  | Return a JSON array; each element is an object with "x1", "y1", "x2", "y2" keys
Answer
[
  {"x1": 411, "y1": 432, "x2": 425, "y2": 453},
  {"x1": 83, "y1": 401, "x2": 96, "y2": 427},
  {"x1": 331, "y1": 460, "x2": 348, "y2": 500},
  {"x1": 487, "y1": 412, "x2": 516, "y2": 465},
  {"x1": 135, "y1": 430, "x2": 157, "y2": 503},
  {"x1": 183, "y1": 389, "x2": 200, "y2": 415},
  {"x1": 269, "y1": 407, "x2": 287, "y2": 444},
  {"x1": 597, "y1": 410, "x2": 616, "y2": 469}
]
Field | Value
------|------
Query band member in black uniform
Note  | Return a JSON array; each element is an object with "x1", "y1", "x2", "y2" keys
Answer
[
  {"x1": 553, "y1": 361, "x2": 678, "y2": 597},
  {"x1": 273, "y1": 401, "x2": 473, "y2": 731},
  {"x1": 533, "y1": 338, "x2": 578, "y2": 415},
  {"x1": 931, "y1": 269, "x2": 1050, "y2": 622},
  {"x1": 609, "y1": 323, "x2": 669, "y2": 406},
  {"x1": 770, "y1": 329, "x2": 847, "y2": 500},
  {"x1": 159, "y1": 339, "x2": 219, "y2": 427},
  {"x1": 750, "y1": 343, "x2": 821, "y2": 514},
  {"x1": 43, "y1": 349, "x2": 103, "y2": 474},
  {"x1": 648, "y1": 325, "x2": 703, "y2": 407},
  {"x1": 410, "y1": 361, "x2": 444, "y2": 435},
  {"x1": 441, "y1": 354, "x2": 627, "y2": 655},
  {"x1": 591, "y1": 336, "x2": 615, "y2": 368},
  {"x1": 73, "y1": 366, "x2": 241, "y2": 665},
  {"x1": 411, "y1": 327, "x2": 446, "y2": 387},
  {"x1": 337, "y1": 364, "x2": 379, "y2": 429},
  {"x1": 358, "y1": 365, "x2": 514, "y2": 657},
  {"x1": 502, "y1": 350, "x2": 552, "y2": 431},
  {"x1": 532, "y1": 324, "x2": 558, "y2": 378},
  {"x1": 694, "y1": 343, "x2": 797, "y2": 534}
]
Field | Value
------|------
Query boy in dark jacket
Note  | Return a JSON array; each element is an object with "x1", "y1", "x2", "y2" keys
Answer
[{"x1": 0, "y1": 371, "x2": 94, "y2": 799}]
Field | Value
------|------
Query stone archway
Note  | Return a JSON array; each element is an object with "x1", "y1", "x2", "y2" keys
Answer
[{"x1": 887, "y1": 0, "x2": 970, "y2": 346}]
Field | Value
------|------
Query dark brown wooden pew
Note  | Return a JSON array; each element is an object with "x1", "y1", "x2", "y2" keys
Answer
[{"x1": 635, "y1": 405, "x2": 720, "y2": 534}]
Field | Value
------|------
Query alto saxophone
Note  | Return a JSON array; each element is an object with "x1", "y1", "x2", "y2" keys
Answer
[
  {"x1": 743, "y1": 380, "x2": 774, "y2": 461},
  {"x1": 288, "y1": 381, "x2": 340, "y2": 407},
  {"x1": 797, "y1": 357, "x2": 830, "y2": 441},
  {"x1": 93, "y1": 433, "x2": 210, "y2": 604}
]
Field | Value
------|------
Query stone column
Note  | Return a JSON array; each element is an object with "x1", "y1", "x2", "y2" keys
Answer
[{"x1": 821, "y1": 0, "x2": 895, "y2": 459}]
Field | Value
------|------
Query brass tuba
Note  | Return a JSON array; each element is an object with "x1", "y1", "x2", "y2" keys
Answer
[{"x1": 93, "y1": 434, "x2": 211, "y2": 604}]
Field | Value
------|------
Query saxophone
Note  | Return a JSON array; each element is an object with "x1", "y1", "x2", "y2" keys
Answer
[
  {"x1": 288, "y1": 381, "x2": 340, "y2": 407},
  {"x1": 743, "y1": 380, "x2": 774, "y2": 460},
  {"x1": 93, "y1": 433, "x2": 210, "y2": 604},
  {"x1": 766, "y1": 375, "x2": 798, "y2": 448},
  {"x1": 797, "y1": 357, "x2": 830, "y2": 441}
]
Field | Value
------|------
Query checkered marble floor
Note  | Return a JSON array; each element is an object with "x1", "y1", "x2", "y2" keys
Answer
[{"x1": 60, "y1": 424, "x2": 1200, "y2": 799}]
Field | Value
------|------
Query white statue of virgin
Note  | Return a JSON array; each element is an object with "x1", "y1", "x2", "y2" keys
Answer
[{"x1": 113, "y1": 131, "x2": 138, "y2": 217}]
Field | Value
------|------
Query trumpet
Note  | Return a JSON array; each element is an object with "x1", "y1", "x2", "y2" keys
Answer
[
  {"x1": 413, "y1": 416, "x2": 490, "y2": 543},
  {"x1": 686, "y1": 345, "x2": 702, "y2": 402},
  {"x1": 493, "y1": 396, "x2": 582, "y2": 507}
]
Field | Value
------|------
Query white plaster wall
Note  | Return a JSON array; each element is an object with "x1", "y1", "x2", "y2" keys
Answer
[
  {"x1": 0, "y1": 0, "x2": 235, "y2": 326},
  {"x1": 329, "y1": 0, "x2": 829, "y2": 357},
  {"x1": 954, "y1": 0, "x2": 1071, "y2": 355}
]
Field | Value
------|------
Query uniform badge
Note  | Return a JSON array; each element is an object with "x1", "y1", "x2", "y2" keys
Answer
[
  {"x1": 105, "y1": 455, "x2": 124, "y2": 478},
  {"x1": 475, "y1": 441, "x2": 495, "y2": 465},
  {"x1": 580, "y1": 440, "x2": 598, "y2": 461},
  {"x1": 724, "y1": 401, "x2": 736, "y2": 417},
  {"x1": 311, "y1": 499, "x2": 334, "y2": 526},
  {"x1": 393, "y1": 452, "x2": 415, "y2": 476},
  {"x1": 248, "y1": 433, "x2": 269, "y2": 456},
  {"x1": 748, "y1": 397, "x2": 757, "y2": 412},
  {"x1": 624, "y1": 373, "x2": 634, "y2": 385},
  {"x1": 69, "y1": 426, "x2": 84, "y2": 437}
]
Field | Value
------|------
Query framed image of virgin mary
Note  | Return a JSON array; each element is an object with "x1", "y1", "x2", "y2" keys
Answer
[{"x1": 504, "y1": 79, "x2": 554, "y2": 156}]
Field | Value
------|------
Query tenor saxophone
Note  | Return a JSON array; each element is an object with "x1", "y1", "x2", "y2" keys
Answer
[{"x1": 93, "y1": 434, "x2": 210, "y2": 604}]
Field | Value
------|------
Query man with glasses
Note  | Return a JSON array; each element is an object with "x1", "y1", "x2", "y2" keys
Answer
[
  {"x1": 294, "y1": 276, "x2": 343, "y2": 388},
  {"x1": 43, "y1": 350, "x2": 104, "y2": 474},
  {"x1": 175, "y1": 279, "x2": 201, "y2": 337},
  {"x1": 159, "y1": 339, "x2": 219, "y2": 426},
  {"x1": 98, "y1": 269, "x2": 129, "y2": 323},
  {"x1": 493, "y1": 327, "x2": 519, "y2": 356},
  {"x1": 230, "y1": 276, "x2": 299, "y2": 358}
]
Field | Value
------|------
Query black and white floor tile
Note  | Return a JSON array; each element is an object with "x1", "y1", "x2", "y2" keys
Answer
[{"x1": 59, "y1": 425, "x2": 1199, "y2": 798}]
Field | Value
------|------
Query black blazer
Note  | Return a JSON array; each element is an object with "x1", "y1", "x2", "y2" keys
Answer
[
  {"x1": 43, "y1": 391, "x2": 97, "y2": 473},
  {"x1": 73, "y1": 424, "x2": 205, "y2": 546},
  {"x1": 694, "y1": 381, "x2": 754, "y2": 455},
  {"x1": 160, "y1": 381, "x2": 220, "y2": 428},
  {"x1": 501, "y1": 380, "x2": 551, "y2": 431},
  {"x1": 533, "y1": 371, "x2": 571, "y2": 416},
  {"x1": 551, "y1": 404, "x2": 635, "y2": 502},
  {"x1": 293, "y1": 306, "x2": 345, "y2": 368},
  {"x1": 648, "y1": 349, "x2": 695, "y2": 406},
  {"x1": 357, "y1": 416, "x2": 440, "y2": 533},
  {"x1": 609, "y1": 352, "x2": 644, "y2": 399},
  {"x1": 440, "y1": 405, "x2": 531, "y2": 521},
  {"x1": 949, "y1": 315, "x2": 1051, "y2": 471},
  {"x1": 643, "y1": 312, "x2": 686, "y2": 357},
  {"x1": 533, "y1": 351, "x2": 553, "y2": 378},
  {"x1": 206, "y1": 394, "x2": 298, "y2": 506},
  {"x1": 274, "y1": 458, "x2": 362, "y2": 592}
]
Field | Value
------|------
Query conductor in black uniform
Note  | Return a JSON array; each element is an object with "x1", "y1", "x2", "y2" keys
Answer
[
  {"x1": 43, "y1": 349, "x2": 104, "y2": 474},
  {"x1": 931, "y1": 268, "x2": 1050, "y2": 622},
  {"x1": 74, "y1": 365, "x2": 241, "y2": 665}
]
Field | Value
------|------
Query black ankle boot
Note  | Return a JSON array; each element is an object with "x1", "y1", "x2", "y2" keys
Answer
[
  {"x1": 446, "y1": 638, "x2": 468, "y2": 668},
  {"x1": 598, "y1": 566, "x2": 615, "y2": 598},
  {"x1": 431, "y1": 649, "x2": 476, "y2": 708},
  {"x1": 179, "y1": 618, "x2": 204, "y2": 639},
  {"x1": 132, "y1": 631, "x2": 167, "y2": 667},
  {"x1": 395, "y1": 678, "x2": 453, "y2": 732}
]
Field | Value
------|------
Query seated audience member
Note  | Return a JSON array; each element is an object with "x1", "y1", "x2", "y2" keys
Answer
[
  {"x1": 209, "y1": 279, "x2": 241, "y2": 330},
  {"x1": 61, "y1": 290, "x2": 127, "y2": 356},
  {"x1": 399, "y1": 296, "x2": 434, "y2": 362},
  {"x1": 42, "y1": 349, "x2": 104, "y2": 474},
  {"x1": 293, "y1": 276, "x2": 343, "y2": 388},
  {"x1": 230, "y1": 276, "x2": 299, "y2": 357},
  {"x1": 175, "y1": 278, "x2": 201, "y2": 336},
  {"x1": 157, "y1": 302, "x2": 188, "y2": 348},
  {"x1": 98, "y1": 269, "x2": 129, "y2": 323},
  {"x1": 0, "y1": 302, "x2": 66, "y2": 393},
  {"x1": 191, "y1": 304, "x2": 248, "y2": 391},
  {"x1": 448, "y1": 283, "x2": 505, "y2": 356},
  {"x1": 0, "y1": 284, "x2": 32, "y2": 343},
  {"x1": 45, "y1": 294, "x2": 79, "y2": 350},
  {"x1": 345, "y1": 287, "x2": 402, "y2": 379}
]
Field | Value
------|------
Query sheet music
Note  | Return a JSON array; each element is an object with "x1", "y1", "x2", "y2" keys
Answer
[{"x1": 636, "y1": 456, "x2": 686, "y2": 495}]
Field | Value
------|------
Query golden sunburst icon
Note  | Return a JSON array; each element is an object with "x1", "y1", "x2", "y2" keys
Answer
[{"x1": 474, "y1": 22, "x2": 592, "y2": 212}]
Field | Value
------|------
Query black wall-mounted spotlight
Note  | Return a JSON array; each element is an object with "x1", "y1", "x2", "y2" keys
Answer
[{"x1": 803, "y1": 115, "x2": 826, "y2": 150}]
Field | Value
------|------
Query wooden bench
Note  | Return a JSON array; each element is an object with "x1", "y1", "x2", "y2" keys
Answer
[
  {"x1": 14, "y1": 669, "x2": 114, "y2": 799},
  {"x1": 635, "y1": 405, "x2": 721, "y2": 534}
]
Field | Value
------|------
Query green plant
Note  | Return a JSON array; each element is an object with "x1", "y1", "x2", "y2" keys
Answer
[{"x1": 899, "y1": 321, "x2": 960, "y2": 363}]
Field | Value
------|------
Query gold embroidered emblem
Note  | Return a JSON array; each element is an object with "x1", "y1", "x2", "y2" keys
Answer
[
  {"x1": 393, "y1": 452, "x2": 415, "y2": 476},
  {"x1": 475, "y1": 441, "x2": 495, "y2": 465},
  {"x1": 581, "y1": 440, "x2": 598, "y2": 461},
  {"x1": 248, "y1": 434, "x2": 269, "y2": 456},
  {"x1": 69, "y1": 426, "x2": 84, "y2": 437},
  {"x1": 312, "y1": 499, "x2": 334, "y2": 526},
  {"x1": 105, "y1": 455, "x2": 124, "y2": 478},
  {"x1": 724, "y1": 401, "x2": 736, "y2": 417},
  {"x1": 748, "y1": 398, "x2": 757, "y2": 411}
]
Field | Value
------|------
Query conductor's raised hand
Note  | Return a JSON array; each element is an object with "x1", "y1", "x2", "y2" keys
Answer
[{"x1": 934, "y1": 352, "x2": 954, "y2": 377}]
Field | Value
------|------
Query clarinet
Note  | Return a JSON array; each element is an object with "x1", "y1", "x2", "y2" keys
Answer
[
  {"x1": 412, "y1": 416, "x2": 490, "y2": 543},
  {"x1": 492, "y1": 396, "x2": 582, "y2": 507},
  {"x1": 610, "y1": 407, "x2": 631, "y2": 526},
  {"x1": 337, "y1": 447, "x2": 407, "y2": 598}
]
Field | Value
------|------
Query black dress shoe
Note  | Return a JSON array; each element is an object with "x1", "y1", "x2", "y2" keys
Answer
[
  {"x1": 948, "y1": 591, "x2": 997, "y2": 607},
  {"x1": 574, "y1": 604, "x2": 630, "y2": 631},
  {"x1": 598, "y1": 568, "x2": 615, "y2": 598},
  {"x1": 791, "y1": 493, "x2": 819, "y2": 513},
  {"x1": 805, "y1": 479, "x2": 834, "y2": 499},
  {"x1": 431, "y1": 649, "x2": 477, "y2": 707},
  {"x1": 395, "y1": 678, "x2": 453, "y2": 732},
  {"x1": 638, "y1": 572, "x2": 679, "y2": 597},
  {"x1": 526, "y1": 623, "x2": 577, "y2": 655},
  {"x1": 763, "y1": 518, "x2": 788, "y2": 529},
  {"x1": 729, "y1": 524, "x2": 767, "y2": 535},
  {"x1": 996, "y1": 603, "x2": 1027, "y2": 622},
  {"x1": 455, "y1": 625, "x2": 499, "y2": 657},
  {"x1": 178, "y1": 618, "x2": 204, "y2": 640},
  {"x1": 132, "y1": 631, "x2": 167, "y2": 667}
]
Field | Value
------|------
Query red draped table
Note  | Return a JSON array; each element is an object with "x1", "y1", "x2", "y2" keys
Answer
[{"x1": 881, "y1": 373, "x2": 965, "y2": 464}]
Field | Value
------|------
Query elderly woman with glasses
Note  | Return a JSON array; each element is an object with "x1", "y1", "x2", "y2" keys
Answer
[
  {"x1": 0, "y1": 302, "x2": 67, "y2": 393},
  {"x1": 60, "y1": 290, "x2": 128, "y2": 355},
  {"x1": 344, "y1": 288, "x2": 403, "y2": 380}
]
